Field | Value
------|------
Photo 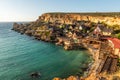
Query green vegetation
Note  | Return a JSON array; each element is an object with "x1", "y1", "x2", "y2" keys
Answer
[
  {"x1": 118, "y1": 58, "x2": 120, "y2": 66},
  {"x1": 89, "y1": 27, "x2": 95, "y2": 32},
  {"x1": 112, "y1": 27, "x2": 120, "y2": 39},
  {"x1": 59, "y1": 24, "x2": 65, "y2": 29},
  {"x1": 116, "y1": 33, "x2": 120, "y2": 39}
]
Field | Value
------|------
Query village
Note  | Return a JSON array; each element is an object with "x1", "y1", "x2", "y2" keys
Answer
[
  {"x1": 50, "y1": 20, "x2": 120, "y2": 80},
  {"x1": 12, "y1": 13, "x2": 120, "y2": 80}
]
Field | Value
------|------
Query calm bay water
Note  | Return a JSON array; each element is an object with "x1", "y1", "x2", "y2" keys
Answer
[{"x1": 0, "y1": 22, "x2": 91, "y2": 80}]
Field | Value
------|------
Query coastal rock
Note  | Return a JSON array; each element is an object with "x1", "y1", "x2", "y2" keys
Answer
[
  {"x1": 12, "y1": 23, "x2": 28, "y2": 34},
  {"x1": 53, "y1": 77, "x2": 61, "y2": 80},
  {"x1": 113, "y1": 76, "x2": 120, "y2": 80},
  {"x1": 67, "y1": 76, "x2": 79, "y2": 80},
  {"x1": 12, "y1": 23, "x2": 20, "y2": 31},
  {"x1": 30, "y1": 72, "x2": 41, "y2": 78},
  {"x1": 25, "y1": 30, "x2": 34, "y2": 36},
  {"x1": 53, "y1": 76, "x2": 80, "y2": 80}
]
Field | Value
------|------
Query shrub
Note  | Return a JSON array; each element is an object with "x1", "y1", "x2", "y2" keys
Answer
[
  {"x1": 118, "y1": 58, "x2": 120, "y2": 66},
  {"x1": 112, "y1": 24, "x2": 120, "y2": 30},
  {"x1": 115, "y1": 33, "x2": 120, "y2": 39}
]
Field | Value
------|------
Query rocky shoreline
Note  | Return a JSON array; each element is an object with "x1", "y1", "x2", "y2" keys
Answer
[{"x1": 12, "y1": 13, "x2": 120, "y2": 80}]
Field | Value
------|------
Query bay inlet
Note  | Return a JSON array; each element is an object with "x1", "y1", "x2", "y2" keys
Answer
[{"x1": 0, "y1": 22, "x2": 91, "y2": 80}]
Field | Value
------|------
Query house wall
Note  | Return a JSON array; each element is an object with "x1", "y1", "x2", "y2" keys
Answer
[
  {"x1": 108, "y1": 40, "x2": 120, "y2": 58},
  {"x1": 118, "y1": 51, "x2": 120, "y2": 58},
  {"x1": 114, "y1": 48, "x2": 119, "y2": 56},
  {"x1": 114, "y1": 48, "x2": 120, "y2": 58},
  {"x1": 119, "y1": 52, "x2": 120, "y2": 58},
  {"x1": 108, "y1": 40, "x2": 114, "y2": 48},
  {"x1": 102, "y1": 32, "x2": 111, "y2": 36}
]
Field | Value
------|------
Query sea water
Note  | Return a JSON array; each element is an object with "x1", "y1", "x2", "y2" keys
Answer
[{"x1": 0, "y1": 22, "x2": 91, "y2": 80}]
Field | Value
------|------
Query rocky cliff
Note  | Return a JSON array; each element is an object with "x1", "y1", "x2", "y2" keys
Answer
[{"x1": 39, "y1": 13, "x2": 120, "y2": 26}]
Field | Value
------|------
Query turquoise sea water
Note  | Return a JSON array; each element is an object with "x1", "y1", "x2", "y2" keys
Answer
[{"x1": 0, "y1": 22, "x2": 91, "y2": 80}]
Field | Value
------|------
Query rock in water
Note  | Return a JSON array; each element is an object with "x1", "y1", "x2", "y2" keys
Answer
[{"x1": 30, "y1": 72, "x2": 41, "y2": 78}]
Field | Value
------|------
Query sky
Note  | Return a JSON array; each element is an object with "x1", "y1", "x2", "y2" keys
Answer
[{"x1": 0, "y1": 0, "x2": 120, "y2": 22}]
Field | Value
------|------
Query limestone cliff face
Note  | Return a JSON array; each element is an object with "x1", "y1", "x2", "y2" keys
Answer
[{"x1": 38, "y1": 13, "x2": 120, "y2": 26}]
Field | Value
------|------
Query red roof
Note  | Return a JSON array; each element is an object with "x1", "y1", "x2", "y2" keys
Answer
[{"x1": 107, "y1": 38, "x2": 120, "y2": 48}]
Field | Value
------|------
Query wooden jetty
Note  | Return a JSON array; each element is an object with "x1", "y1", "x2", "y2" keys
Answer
[{"x1": 97, "y1": 56, "x2": 118, "y2": 74}]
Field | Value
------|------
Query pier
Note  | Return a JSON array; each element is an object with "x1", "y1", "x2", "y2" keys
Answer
[{"x1": 82, "y1": 37, "x2": 120, "y2": 80}]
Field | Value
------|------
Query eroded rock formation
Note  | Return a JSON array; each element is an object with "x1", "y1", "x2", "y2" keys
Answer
[{"x1": 39, "y1": 13, "x2": 120, "y2": 26}]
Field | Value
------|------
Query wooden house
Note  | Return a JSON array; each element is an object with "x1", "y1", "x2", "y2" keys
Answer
[
  {"x1": 93, "y1": 24, "x2": 112, "y2": 36},
  {"x1": 107, "y1": 38, "x2": 120, "y2": 58}
]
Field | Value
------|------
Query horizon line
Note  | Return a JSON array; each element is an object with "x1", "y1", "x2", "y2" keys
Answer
[
  {"x1": 1, "y1": 11, "x2": 120, "y2": 22},
  {"x1": 0, "y1": 21, "x2": 34, "y2": 22}
]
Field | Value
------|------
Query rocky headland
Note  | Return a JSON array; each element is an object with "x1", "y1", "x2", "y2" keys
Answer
[
  {"x1": 39, "y1": 12, "x2": 120, "y2": 26},
  {"x1": 12, "y1": 12, "x2": 120, "y2": 80}
]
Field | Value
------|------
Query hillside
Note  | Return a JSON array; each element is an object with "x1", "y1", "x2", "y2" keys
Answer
[{"x1": 38, "y1": 12, "x2": 120, "y2": 27}]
